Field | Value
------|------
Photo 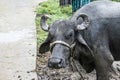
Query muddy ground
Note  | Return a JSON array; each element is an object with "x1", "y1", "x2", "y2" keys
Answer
[{"x1": 36, "y1": 52, "x2": 120, "y2": 80}]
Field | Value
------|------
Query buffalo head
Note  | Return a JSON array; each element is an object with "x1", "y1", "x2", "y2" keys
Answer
[{"x1": 39, "y1": 14, "x2": 92, "y2": 69}]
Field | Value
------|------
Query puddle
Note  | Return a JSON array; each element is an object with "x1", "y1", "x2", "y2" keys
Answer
[{"x1": 0, "y1": 29, "x2": 33, "y2": 43}]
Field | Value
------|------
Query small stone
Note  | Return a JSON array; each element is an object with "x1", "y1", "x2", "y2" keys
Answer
[
  {"x1": 18, "y1": 75, "x2": 21, "y2": 78},
  {"x1": 31, "y1": 78, "x2": 35, "y2": 80},
  {"x1": 70, "y1": 72, "x2": 81, "y2": 80}
]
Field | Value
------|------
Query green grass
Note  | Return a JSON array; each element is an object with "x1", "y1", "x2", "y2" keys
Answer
[
  {"x1": 35, "y1": 0, "x2": 72, "y2": 47},
  {"x1": 112, "y1": 0, "x2": 120, "y2": 1}
]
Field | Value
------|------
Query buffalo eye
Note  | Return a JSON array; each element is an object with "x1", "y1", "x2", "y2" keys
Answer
[
  {"x1": 49, "y1": 28, "x2": 55, "y2": 38},
  {"x1": 48, "y1": 31, "x2": 54, "y2": 42},
  {"x1": 65, "y1": 30, "x2": 74, "y2": 40}
]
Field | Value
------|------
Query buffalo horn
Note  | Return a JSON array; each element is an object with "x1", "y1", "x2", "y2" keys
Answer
[
  {"x1": 40, "y1": 14, "x2": 50, "y2": 31},
  {"x1": 77, "y1": 14, "x2": 89, "y2": 30}
]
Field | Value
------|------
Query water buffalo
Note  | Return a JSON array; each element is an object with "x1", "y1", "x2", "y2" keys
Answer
[{"x1": 39, "y1": 1, "x2": 120, "y2": 80}]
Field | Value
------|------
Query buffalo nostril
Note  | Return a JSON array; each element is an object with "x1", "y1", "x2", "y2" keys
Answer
[
  {"x1": 59, "y1": 59, "x2": 62, "y2": 64},
  {"x1": 48, "y1": 62, "x2": 52, "y2": 67},
  {"x1": 48, "y1": 58, "x2": 63, "y2": 68}
]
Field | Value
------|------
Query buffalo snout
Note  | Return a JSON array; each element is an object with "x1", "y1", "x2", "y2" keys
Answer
[{"x1": 48, "y1": 57, "x2": 65, "y2": 69}]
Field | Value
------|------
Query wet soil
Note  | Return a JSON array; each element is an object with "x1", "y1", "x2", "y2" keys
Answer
[
  {"x1": 37, "y1": 52, "x2": 73, "y2": 80},
  {"x1": 36, "y1": 52, "x2": 120, "y2": 80},
  {"x1": 36, "y1": 52, "x2": 97, "y2": 80}
]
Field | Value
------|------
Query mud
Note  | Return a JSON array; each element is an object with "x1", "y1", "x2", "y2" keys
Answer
[
  {"x1": 37, "y1": 52, "x2": 120, "y2": 80},
  {"x1": 37, "y1": 52, "x2": 73, "y2": 80},
  {"x1": 36, "y1": 52, "x2": 96, "y2": 80}
]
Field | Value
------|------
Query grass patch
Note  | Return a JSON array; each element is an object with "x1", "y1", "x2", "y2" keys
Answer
[
  {"x1": 112, "y1": 0, "x2": 120, "y2": 1},
  {"x1": 35, "y1": 0, "x2": 72, "y2": 47}
]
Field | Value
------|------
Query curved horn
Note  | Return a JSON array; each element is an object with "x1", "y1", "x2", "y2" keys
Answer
[
  {"x1": 77, "y1": 13, "x2": 90, "y2": 30},
  {"x1": 40, "y1": 14, "x2": 50, "y2": 31}
]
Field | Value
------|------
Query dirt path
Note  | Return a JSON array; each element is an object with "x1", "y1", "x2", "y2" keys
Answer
[{"x1": 0, "y1": 0, "x2": 46, "y2": 80}]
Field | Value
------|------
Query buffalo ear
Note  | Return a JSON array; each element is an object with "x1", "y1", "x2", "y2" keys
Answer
[{"x1": 39, "y1": 37, "x2": 50, "y2": 54}]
